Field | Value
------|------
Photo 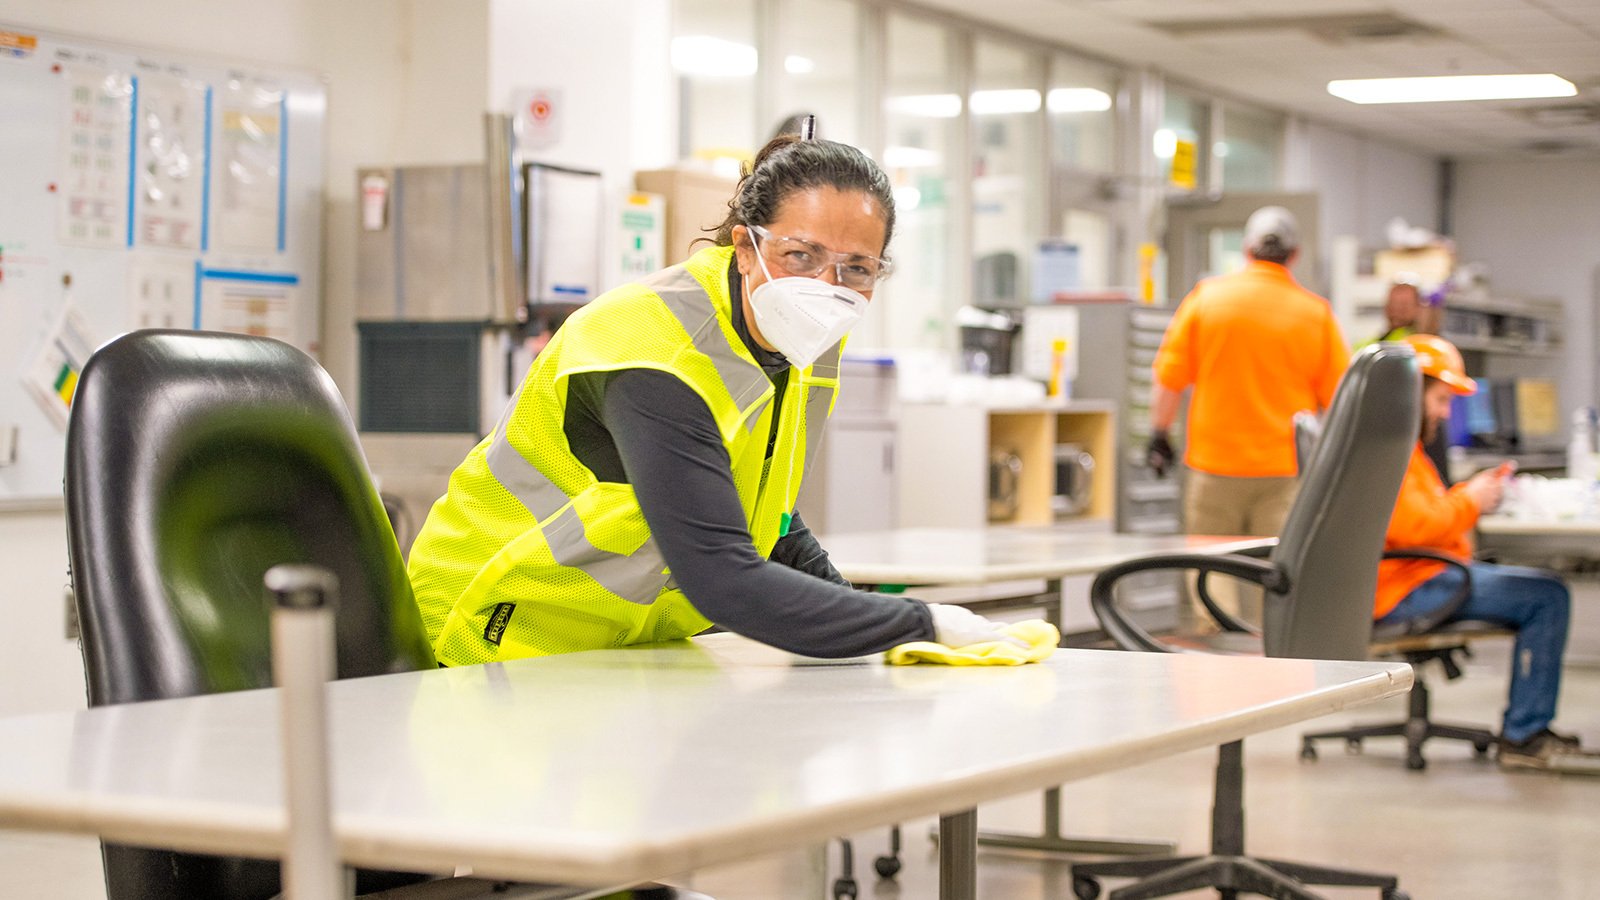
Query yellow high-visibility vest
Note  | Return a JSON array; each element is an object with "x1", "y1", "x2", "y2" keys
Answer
[{"x1": 408, "y1": 245, "x2": 841, "y2": 666}]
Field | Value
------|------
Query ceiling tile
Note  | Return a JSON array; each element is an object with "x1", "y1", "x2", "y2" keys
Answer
[
  {"x1": 1428, "y1": 8, "x2": 1571, "y2": 31},
  {"x1": 1391, "y1": 0, "x2": 1545, "y2": 13},
  {"x1": 1451, "y1": 25, "x2": 1590, "y2": 46},
  {"x1": 901, "y1": 0, "x2": 1600, "y2": 159}
]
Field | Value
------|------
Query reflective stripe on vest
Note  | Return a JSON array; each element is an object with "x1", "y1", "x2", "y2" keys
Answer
[
  {"x1": 802, "y1": 350, "x2": 839, "y2": 475},
  {"x1": 647, "y1": 264, "x2": 772, "y2": 433},
  {"x1": 475, "y1": 260, "x2": 827, "y2": 605},
  {"x1": 483, "y1": 435, "x2": 668, "y2": 604}
]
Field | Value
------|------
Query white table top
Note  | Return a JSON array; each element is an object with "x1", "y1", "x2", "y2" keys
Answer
[
  {"x1": 1478, "y1": 515, "x2": 1600, "y2": 536},
  {"x1": 821, "y1": 526, "x2": 1275, "y2": 585},
  {"x1": 0, "y1": 635, "x2": 1410, "y2": 886}
]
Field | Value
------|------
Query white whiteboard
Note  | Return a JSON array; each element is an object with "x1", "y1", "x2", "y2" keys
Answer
[{"x1": 0, "y1": 23, "x2": 325, "y2": 507}]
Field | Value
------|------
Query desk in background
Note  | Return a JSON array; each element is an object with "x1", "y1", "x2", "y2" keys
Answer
[
  {"x1": 822, "y1": 524, "x2": 1273, "y2": 629},
  {"x1": 0, "y1": 634, "x2": 1408, "y2": 900},
  {"x1": 1479, "y1": 515, "x2": 1600, "y2": 665},
  {"x1": 820, "y1": 524, "x2": 1277, "y2": 857},
  {"x1": 1478, "y1": 515, "x2": 1600, "y2": 561}
]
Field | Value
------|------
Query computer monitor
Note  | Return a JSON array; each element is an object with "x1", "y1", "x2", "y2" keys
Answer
[
  {"x1": 1447, "y1": 378, "x2": 1536, "y2": 450},
  {"x1": 1446, "y1": 393, "x2": 1476, "y2": 448},
  {"x1": 1453, "y1": 380, "x2": 1500, "y2": 448}
]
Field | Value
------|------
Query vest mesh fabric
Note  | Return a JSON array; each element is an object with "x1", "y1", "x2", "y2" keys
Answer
[{"x1": 409, "y1": 246, "x2": 837, "y2": 666}]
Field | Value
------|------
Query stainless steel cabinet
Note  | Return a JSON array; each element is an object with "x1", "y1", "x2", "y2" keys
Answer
[{"x1": 1072, "y1": 300, "x2": 1186, "y2": 534}]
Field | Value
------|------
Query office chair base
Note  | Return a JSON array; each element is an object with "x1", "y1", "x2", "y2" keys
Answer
[
  {"x1": 1300, "y1": 678, "x2": 1495, "y2": 770},
  {"x1": 1070, "y1": 855, "x2": 1405, "y2": 900},
  {"x1": 1073, "y1": 741, "x2": 1404, "y2": 900},
  {"x1": 873, "y1": 824, "x2": 903, "y2": 878},
  {"x1": 832, "y1": 837, "x2": 859, "y2": 900}
]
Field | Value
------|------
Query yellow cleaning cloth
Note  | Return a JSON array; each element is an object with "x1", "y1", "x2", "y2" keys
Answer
[{"x1": 885, "y1": 619, "x2": 1060, "y2": 666}]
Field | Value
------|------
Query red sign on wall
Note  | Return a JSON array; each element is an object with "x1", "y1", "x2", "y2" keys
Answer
[{"x1": 514, "y1": 89, "x2": 561, "y2": 150}]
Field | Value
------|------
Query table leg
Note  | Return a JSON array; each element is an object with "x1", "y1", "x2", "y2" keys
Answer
[
  {"x1": 939, "y1": 809, "x2": 977, "y2": 900},
  {"x1": 974, "y1": 579, "x2": 1176, "y2": 859}
]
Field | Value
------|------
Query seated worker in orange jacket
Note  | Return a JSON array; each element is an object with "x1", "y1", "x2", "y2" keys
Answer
[{"x1": 1377, "y1": 334, "x2": 1595, "y2": 771}]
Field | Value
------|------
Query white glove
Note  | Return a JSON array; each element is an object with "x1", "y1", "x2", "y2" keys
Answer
[{"x1": 928, "y1": 603, "x2": 1027, "y2": 649}]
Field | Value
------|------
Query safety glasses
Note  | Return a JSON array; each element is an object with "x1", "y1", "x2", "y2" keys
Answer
[{"x1": 747, "y1": 223, "x2": 892, "y2": 292}]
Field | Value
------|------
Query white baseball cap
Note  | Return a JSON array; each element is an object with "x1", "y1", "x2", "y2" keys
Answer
[{"x1": 1243, "y1": 206, "x2": 1300, "y2": 254}]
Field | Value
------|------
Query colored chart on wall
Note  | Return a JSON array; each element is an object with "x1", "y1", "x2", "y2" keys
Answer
[{"x1": 0, "y1": 23, "x2": 326, "y2": 507}]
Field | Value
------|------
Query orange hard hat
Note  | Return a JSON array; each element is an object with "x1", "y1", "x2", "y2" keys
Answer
[{"x1": 1403, "y1": 334, "x2": 1476, "y2": 395}]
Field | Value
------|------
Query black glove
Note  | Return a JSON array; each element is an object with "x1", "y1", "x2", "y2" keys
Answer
[{"x1": 1146, "y1": 430, "x2": 1175, "y2": 477}]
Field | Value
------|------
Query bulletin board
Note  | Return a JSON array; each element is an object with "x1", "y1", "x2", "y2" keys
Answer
[{"x1": 0, "y1": 23, "x2": 326, "y2": 508}]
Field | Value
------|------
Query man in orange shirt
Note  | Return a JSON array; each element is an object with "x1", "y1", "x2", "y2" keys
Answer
[
  {"x1": 1379, "y1": 334, "x2": 1590, "y2": 771},
  {"x1": 1148, "y1": 206, "x2": 1349, "y2": 622}
]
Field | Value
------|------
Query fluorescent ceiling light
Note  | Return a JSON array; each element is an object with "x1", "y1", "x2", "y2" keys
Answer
[
  {"x1": 1327, "y1": 73, "x2": 1576, "y2": 104},
  {"x1": 784, "y1": 55, "x2": 814, "y2": 75},
  {"x1": 888, "y1": 93, "x2": 962, "y2": 118},
  {"x1": 670, "y1": 36, "x2": 757, "y2": 78},
  {"x1": 1047, "y1": 87, "x2": 1112, "y2": 113},
  {"x1": 970, "y1": 89, "x2": 1041, "y2": 115}
]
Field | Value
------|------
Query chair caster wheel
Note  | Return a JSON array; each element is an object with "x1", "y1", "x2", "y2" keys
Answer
[
  {"x1": 1405, "y1": 753, "x2": 1426, "y2": 771},
  {"x1": 1072, "y1": 874, "x2": 1102, "y2": 899},
  {"x1": 1474, "y1": 740, "x2": 1492, "y2": 757},
  {"x1": 1345, "y1": 737, "x2": 1363, "y2": 754},
  {"x1": 1383, "y1": 889, "x2": 1410, "y2": 900},
  {"x1": 873, "y1": 855, "x2": 902, "y2": 879},
  {"x1": 1300, "y1": 742, "x2": 1317, "y2": 761},
  {"x1": 832, "y1": 876, "x2": 858, "y2": 900}
]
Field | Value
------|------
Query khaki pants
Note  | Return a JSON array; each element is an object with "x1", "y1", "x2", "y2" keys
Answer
[{"x1": 1182, "y1": 471, "x2": 1299, "y2": 630}]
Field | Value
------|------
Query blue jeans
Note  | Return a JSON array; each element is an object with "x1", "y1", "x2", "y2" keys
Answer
[{"x1": 1379, "y1": 562, "x2": 1570, "y2": 743}]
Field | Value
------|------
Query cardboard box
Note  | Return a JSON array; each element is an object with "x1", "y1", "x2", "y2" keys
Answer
[
  {"x1": 634, "y1": 168, "x2": 739, "y2": 264},
  {"x1": 1374, "y1": 246, "x2": 1455, "y2": 287}
]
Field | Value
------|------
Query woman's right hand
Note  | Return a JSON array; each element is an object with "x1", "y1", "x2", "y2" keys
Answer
[{"x1": 928, "y1": 603, "x2": 1027, "y2": 649}]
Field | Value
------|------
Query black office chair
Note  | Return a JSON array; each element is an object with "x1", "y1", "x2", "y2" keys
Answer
[
  {"x1": 1300, "y1": 551, "x2": 1510, "y2": 770},
  {"x1": 1291, "y1": 404, "x2": 1510, "y2": 771},
  {"x1": 1071, "y1": 342, "x2": 1420, "y2": 900},
  {"x1": 63, "y1": 330, "x2": 607, "y2": 900}
]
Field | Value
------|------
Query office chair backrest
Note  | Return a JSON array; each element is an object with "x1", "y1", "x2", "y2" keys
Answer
[
  {"x1": 1265, "y1": 342, "x2": 1419, "y2": 661},
  {"x1": 66, "y1": 330, "x2": 435, "y2": 705},
  {"x1": 64, "y1": 330, "x2": 437, "y2": 898}
]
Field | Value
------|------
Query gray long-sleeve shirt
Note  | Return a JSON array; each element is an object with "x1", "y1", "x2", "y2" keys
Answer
[{"x1": 555, "y1": 260, "x2": 933, "y2": 658}]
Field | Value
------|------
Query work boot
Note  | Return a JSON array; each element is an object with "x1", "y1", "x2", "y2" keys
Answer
[{"x1": 1499, "y1": 729, "x2": 1596, "y2": 771}]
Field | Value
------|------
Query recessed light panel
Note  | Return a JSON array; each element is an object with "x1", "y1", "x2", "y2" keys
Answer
[{"x1": 1328, "y1": 74, "x2": 1576, "y2": 104}]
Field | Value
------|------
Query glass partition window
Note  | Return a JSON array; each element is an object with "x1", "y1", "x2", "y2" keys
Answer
[
  {"x1": 877, "y1": 12, "x2": 961, "y2": 351},
  {"x1": 773, "y1": 0, "x2": 861, "y2": 146},
  {"x1": 1049, "y1": 52, "x2": 1120, "y2": 292},
  {"x1": 1219, "y1": 102, "x2": 1283, "y2": 192},
  {"x1": 1048, "y1": 53, "x2": 1116, "y2": 174},
  {"x1": 1158, "y1": 86, "x2": 1209, "y2": 194},
  {"x1": 672, "y1": 0, "x2": 758, "y2": 173},
  {"x1": 971, "y1": 37, "x2": 1043, "y2": 311},
  {"x1": 1207, "y1": 226, "x2": 1246, "y2": 277}
]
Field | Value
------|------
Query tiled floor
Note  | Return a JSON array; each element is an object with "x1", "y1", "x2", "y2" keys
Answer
[{"x1": 6, "y1": 643, "x2": 1600, "y2": 899}]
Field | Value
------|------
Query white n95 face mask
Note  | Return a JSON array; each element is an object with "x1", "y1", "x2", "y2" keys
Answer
[{"x1": 748, "y1": 248, "x2": 867, "y2": 369}]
